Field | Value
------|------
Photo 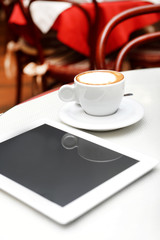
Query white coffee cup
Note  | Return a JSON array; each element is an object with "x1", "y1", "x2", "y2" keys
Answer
[{"x1": 58, "y1": 70, "x2": 124, "y2": 116}]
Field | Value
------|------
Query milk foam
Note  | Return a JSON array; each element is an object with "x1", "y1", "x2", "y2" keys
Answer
[{"x1": 77, "y1": 72, "x2": 118, "y2": 85}]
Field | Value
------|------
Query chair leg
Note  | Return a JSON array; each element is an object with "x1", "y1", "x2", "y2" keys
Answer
[
  {"x1": 15, "y1": 52, "x2": 22, "y2": 104},
  {"x1": 16, "y1": 71, "x2": 22, "y2": 104}
]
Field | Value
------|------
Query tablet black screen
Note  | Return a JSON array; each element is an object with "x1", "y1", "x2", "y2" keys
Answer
[{"x1": 0, "y1": 124, "x2": 138, "y2": 206}]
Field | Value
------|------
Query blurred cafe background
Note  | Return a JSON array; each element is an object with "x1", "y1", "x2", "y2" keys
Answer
[{"x1": 0, "y1": 0, "x2": 160, "y2": 113}]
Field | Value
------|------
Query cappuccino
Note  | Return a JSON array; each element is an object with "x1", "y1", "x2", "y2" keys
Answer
[
  {"x1": 58, "y1": 70, "x2": 125, "y2": 116},
  {"x1": 76, "y1": 70, "x2": 124, "y2": 85}
]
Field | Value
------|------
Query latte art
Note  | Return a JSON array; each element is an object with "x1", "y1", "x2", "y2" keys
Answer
[{"x1": 76, "y1": 71, "x2": 124, "y2": 85}]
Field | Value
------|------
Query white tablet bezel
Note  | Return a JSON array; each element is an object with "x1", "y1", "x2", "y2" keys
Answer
[{"x1": 0, "y1": 119, "x2": 159, "y2": 225}]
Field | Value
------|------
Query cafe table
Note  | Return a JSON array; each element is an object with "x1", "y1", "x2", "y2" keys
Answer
[
  {"x1": 9, "y1": 1, "x2": 160, "y2": 56},
  {"x1": 0, "y1": 68, "x2": 160, "y2": 239}
]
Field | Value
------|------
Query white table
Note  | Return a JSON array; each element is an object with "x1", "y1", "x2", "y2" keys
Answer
[{"x1": 0, "y1": 68, "x2": 160, "y2": 240}]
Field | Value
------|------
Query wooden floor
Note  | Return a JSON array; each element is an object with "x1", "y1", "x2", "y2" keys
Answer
[{"x1": 0, "y1": 11, "x2": 33, "y2": 113}]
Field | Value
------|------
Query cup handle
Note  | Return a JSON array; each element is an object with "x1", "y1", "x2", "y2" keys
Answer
[{"x1": 58, "y1": 84, "x2": 76, "y2": 102}]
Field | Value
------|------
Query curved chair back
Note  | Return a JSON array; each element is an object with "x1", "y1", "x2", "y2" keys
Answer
[
  {"x1": 115, "y1": 31, "x2": 160, "y2": 71},
  {"x1": 96, "y1": 4, "x2": 160, "y2": 69}
]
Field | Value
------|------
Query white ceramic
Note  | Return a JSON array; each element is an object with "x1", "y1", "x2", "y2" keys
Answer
[
  {"x1": 58, "y1": 70, "x2": 125, "y2": 116},
  {"x1": 59, "y1": 97, "x2": 144, "y2": 131}
]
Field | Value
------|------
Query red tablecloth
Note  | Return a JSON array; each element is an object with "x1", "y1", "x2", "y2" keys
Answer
[{"x1": 9, "y1": 1, "x2": 160, "y2": 56}]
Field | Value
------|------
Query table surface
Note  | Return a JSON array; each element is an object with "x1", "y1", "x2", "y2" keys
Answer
[{"x1": 0, "y1": 68, "x2": 160, "y2": 240}]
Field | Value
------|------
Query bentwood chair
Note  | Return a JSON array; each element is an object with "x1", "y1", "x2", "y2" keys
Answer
[
  {"x1": 96, "y1": 4, "x2": 160, "y2": 71},
  {"x1": 4, "y1": 0, "x2": 100, "y2": 104},
  {"x1": 115, "y1": 31, "x2": 160, "y2": 71},
  {"x1": 1, "y1": 0, "x2": 100, "y2": 103},
  {"x1": 34, "y1": 0, "x2": 100, "y2": 83}
]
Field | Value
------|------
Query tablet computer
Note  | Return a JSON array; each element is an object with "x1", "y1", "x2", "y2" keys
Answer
[{"x1": 0, "y1": 120, "x2": 158, "y2": 224}]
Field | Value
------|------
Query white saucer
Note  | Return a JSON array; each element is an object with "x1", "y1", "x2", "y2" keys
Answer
[{"x1": 59, "y1": 98, "x2": 144, "y2": 131}]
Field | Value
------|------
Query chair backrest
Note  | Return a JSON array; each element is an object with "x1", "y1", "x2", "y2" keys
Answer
[
  {"x1": 95, "y1": 4, "x2": 160, "y2": 69},
  {"x1": 17, "y1": 0, "x2": 100, "y2": 68},
  {"x1": 115, "y1": 31, "x2": 160, "y2": 71}
]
